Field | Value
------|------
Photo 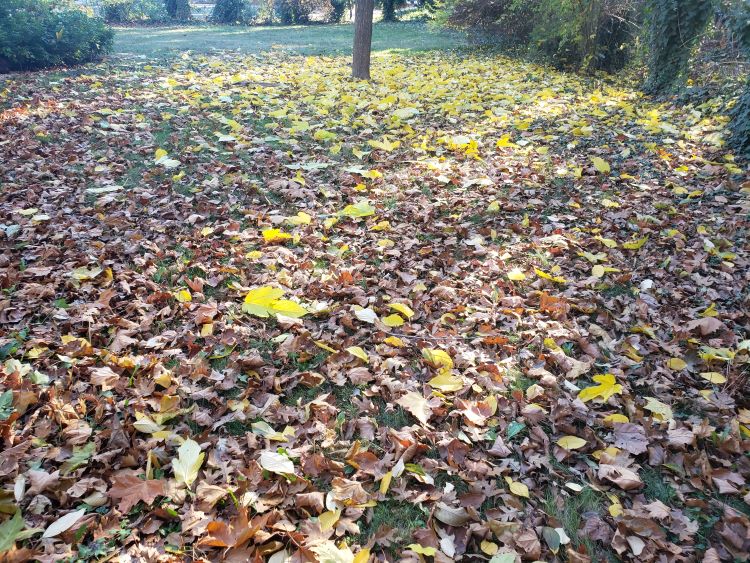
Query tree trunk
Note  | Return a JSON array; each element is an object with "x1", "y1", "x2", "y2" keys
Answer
[{"x1": 352, "y1": 0, "x2": 375, "y2": 80}]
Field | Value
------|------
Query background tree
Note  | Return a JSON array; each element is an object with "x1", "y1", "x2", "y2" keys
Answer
[
  {"x1": 352, "y1": 0, "x2": 374, "y2": 79},
  {"x1": 212, "y1": 0, "x2": 245, "y2": 23},
  {"x1": 382, "y1": 0, "x2": 396, "y2": 22},
  {"x1": 165, "y1": 0, "x2": 190, "y2": 20}
]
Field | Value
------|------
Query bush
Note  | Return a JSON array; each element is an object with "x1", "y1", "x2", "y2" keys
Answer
[
  {"x1": 212, "y1": 0, "x2": 247, "y2": 23},
  {"x1": 441, "y1": 0, "x2": 640, "y2": 72},
  {"x1": 99, "y1": 0, "x2": 167, "y2": 23},
  {"x1": 165, "y1": 0, "x2": 190, "y2": 20},
  {"x1": 274, "y1": 0, "x2": 332, "y2": 24},
  {"x1": 0, "y1": 0, "x2": 113, "y2": 72}
]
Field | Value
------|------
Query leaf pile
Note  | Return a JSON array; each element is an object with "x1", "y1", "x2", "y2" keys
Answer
[{"x1": 0, "y1": 49, "x2": 749, "y2": 562}]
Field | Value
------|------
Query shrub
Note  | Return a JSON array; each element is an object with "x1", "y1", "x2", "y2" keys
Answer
[
  {"x1": 644, "y1": 0, "x2": 714, "y2": 93},
  {"x1": 441, "y1": 0, "x2": 640, "y2": 72},
  {"x1": 0, "y1": 0, "x2": 113, "y2": 72},
  {"x1": 98, "y1": 0, "x2": 168, "y2": 23},
  {"x1": 274, "y1": 0, "x2": 332, "y2": 24},
  {"x1": 165, "y1": 0, "x2": 191, "y2": 20},
  {"x1": 212, "y1": 0, "x2": 246, "y2": 23}
]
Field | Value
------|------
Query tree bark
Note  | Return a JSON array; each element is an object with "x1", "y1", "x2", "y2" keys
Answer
[{"x1": 352, "y1": 0, "x2": 375, "y2": 80}]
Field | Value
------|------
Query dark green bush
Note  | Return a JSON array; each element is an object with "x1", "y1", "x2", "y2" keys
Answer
[
  {"x1": 644, "y1": 0, "x2": 713, "y2": 93},
  {"x1": 441, "y1": 0, "x2": 641, "y2": 73},
  {"x1": 99, "y1": 0, "x2": 168, "y2": 23},
  {"x1": 212, "y1": 0, "x2": 247, "y2": 23},
  {"x1": 165, "y1": 0, "x2": 191, "y2": 20},
  {"x1": 0, "y1": 0, "x2": 113, "y2": 72}
]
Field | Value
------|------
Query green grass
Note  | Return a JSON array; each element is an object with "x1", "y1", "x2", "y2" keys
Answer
[
  {"x1": 543, "y1": 486, "x2": 614, "y2": 562},
  {"x1": 113, "y1": 22, "x2": 465, "y2": 58},
  {"x1": 357, "y1": 500, "x2": 426, "y2": 552}
]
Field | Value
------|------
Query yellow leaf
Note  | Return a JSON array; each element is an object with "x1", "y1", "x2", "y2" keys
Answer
[
  {"x1": 428, "y1": 372, "x2": 464, "y2": 392},
  {"x1": 338, "y1": 201, "x2": 375, "y2": 218},
  {"x1": 422, "y1": 348, "x2": 453, "y2": 375},
  {"x1": 507, "y1": 268, "x2": 526, "y2": 281},
  {"x1": 154, "y1": 148, "x2": 168, "y2": 161},
  {"x1": 362, "y1": 169, "x2": 382, "y2": 180},
  {"x1": 601, "y1": 198, "x2": 620, "y2": 208},
  {"x1": 286, "y1": 211, "x2": 312, "y2": 226},
  {"x1": 644, "y1": 397, "x2": 673, "y2": 422},
  {"x1": 608, "y1": 494, "x2": 623, "y2": 517},
  {"x1": 592, "y1": 265, "x2": 606, "y2": 278},
  {"x1": 353, "y1": 548, "x2": 371, "y2": 563},
  {"x1": 319, "y1": 509, "x2": 341, "y2": 531},
  {"x1": 371, "y1": 220, "x2": 390, "y2": 231},
  {"x1": 384, "y1": 336, "x2": 405, "y2": 347},
  {"x1": 174, "y1": 289, "x2": 192, "y2": 303},
  {"x1": 557, "y1": 436, "x2": 587, "y2": 450},
  {"x1": 577, "y1": 374, "x2": 623, "y2": 403},
  {"x1": 242, "y1": 286, "x2": 307, "y2": 318},
  {"x1": 535, "y1": 268, "x2": 567, "y2": 284},
  {"x1": 487, "y1": 200, "x2": 500, "y2": 212},
  {"x1": 407, "y1": 544, "x2": 436, "y2": 556},
  {"x1": 622, "y1": 236, "x2": 648, "y2": 250},
  {"x1": 480, "y1": 540, "x2": 499, "y2": 555},
  {"x1": 496, "y1": 134, "x2": 515, "y2": 148},
  {"x1": 200, "y1": 323, "x2": 213, "y2": 337},
  {"x1": 603, "y1": 414, "x2": 629, "y2": 424},
  {"x1": 379, "y1": 471, "x2": 393, "y2": 494},
  {"x1": 368, "y1": 137, "x2": 400, "y2": 152},
  {"x1": 666, "y1": 357, "x2": 687, "y2": 370},
  {"x1": 346, "y1": 346, "x2": 369, "y2": 363},
  {"x1": 591, "y1": 156, "x2": 611, "y2": 174},
  {"x1": 262, "y1": 228, "x2": 292, "y2": 244},
  {"x1": 314, "y1": 340, "x2": 337, "y2": 353},
  {"x1": 700, "y1": 302, "x2": 718, "y2": 317},
  {"x1": 595, "y1": 236, "x2": 618, "y2": 248},
  {"x1": 504, "y1": 476, "x2": 529, "y2": 498},
  {"x1": 700, "y1": 372, "x2": 726, "y2": 384},
  {"x1": 382, "y1": 314, "x2": 405, "y2": 327},
  {"x1": 388, "y1": 303, "x2": 415, "y2": 319},
  {"x1": 172, "y1": 439, "x2": 204, "y2": 487}
]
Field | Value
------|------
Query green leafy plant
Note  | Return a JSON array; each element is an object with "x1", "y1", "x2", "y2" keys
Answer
[{"x1": 0, "y1": 0, "x2": 113, "y2": 72}]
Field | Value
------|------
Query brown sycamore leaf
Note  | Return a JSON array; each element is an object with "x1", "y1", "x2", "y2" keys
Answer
[{"x1": 109, "y1": 470, "x2": 166, "y2": 513}]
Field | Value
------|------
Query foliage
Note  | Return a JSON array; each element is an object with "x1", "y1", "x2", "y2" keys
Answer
[
  {"x1": 726, "y1": 0, "x2": 750, "y2": 157},
  {"x1": 381, "y1": 0, "x2": 397, "y2": 22},
  {"x1": 0, "y1": 26, "x2": 747, "y2": 558},
  {"x1": 212, "y1": 0, "x2": 247, "y2": 23},
  {"x1": 98, "y1": 0, "x2": 167, "y2": 23},
  {"x1": 644, "y1": 0, "x2": 714, "y2": 93},
  {"x1": 164, "y1": 0, "x2": 190, "y2": 20},
  {"x1": 330, "y1": 0, "x2": 348, "y2": 23},
  {"x1": 0, "y1": 0, "x2": 113, "y2": 72},
  {"x1": 441, "y1": 0, "x2": 641, "y2": 72}
]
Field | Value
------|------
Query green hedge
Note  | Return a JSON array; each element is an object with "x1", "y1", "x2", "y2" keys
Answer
[{"x1": 0, "y1": 0, "x2": 113, "y2": 72}]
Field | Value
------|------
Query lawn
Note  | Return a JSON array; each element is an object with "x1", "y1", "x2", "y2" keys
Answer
[
  {"x1": 0, "y1": 21, "x2": 748, "y2": 563},
  {"x1": 113, "y1": 21, "x2": 466, "y2": 57}
]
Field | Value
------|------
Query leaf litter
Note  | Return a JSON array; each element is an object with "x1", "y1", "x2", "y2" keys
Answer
[{"x1": 0, "y1": 48, "x2": 748, "y2": 562}]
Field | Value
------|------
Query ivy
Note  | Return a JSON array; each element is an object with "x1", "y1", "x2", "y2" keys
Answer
[{"x1": 644, "y1": 0, "x2": 713, "y2": 93}]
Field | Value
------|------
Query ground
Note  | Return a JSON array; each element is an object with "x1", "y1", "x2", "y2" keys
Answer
[{"x1": 0, "y1": 21, "x2": 749, "y2": 563}]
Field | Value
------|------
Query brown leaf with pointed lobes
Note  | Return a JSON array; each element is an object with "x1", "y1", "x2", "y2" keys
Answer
[
  {"x1": 109, "y1": 470, "x2": 166, "y2": 513},
  {"x1": 199, "y1": 508, "x2": 271, "y2": 548},
  {"x1": 612, "y1": 423, "x2": 649, "y2": 455}
]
